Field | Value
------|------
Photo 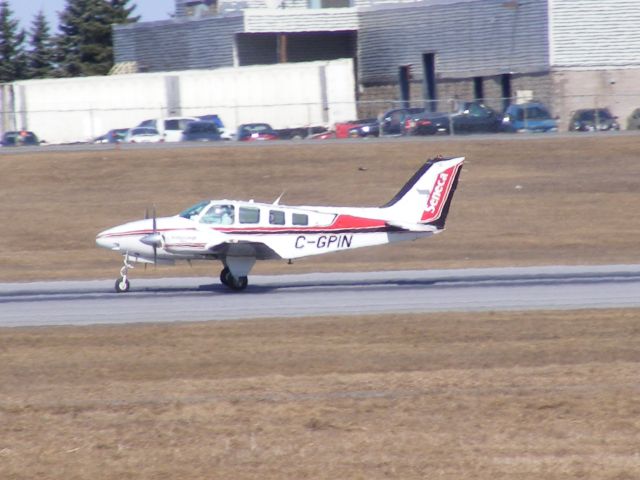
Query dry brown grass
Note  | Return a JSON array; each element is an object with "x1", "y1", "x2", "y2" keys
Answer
[
  {"x1": 1, "y1": 135, "x2": 639, "y2": 281},
  {"x1": 1, "y1": 309, "x2": 639, "y2": 479}
]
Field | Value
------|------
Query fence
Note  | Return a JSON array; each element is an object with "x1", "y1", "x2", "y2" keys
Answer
[{"x1": 1, "y1": 93, "x2": 639, "y2": 144}]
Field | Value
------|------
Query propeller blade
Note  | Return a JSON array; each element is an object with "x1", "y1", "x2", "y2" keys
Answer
[{"x1": 152, "y1": 205, "x2": 157, "y2": 266}]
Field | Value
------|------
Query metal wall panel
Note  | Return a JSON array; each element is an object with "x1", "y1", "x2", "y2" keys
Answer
[
  {"x1": 357, "y1": 0, "x2": 550, "y2": 84},
  {"x1": 243, "y1": 8, "x2": 358, "y2": 32},
  {"x1": 549, "y1": 0, "x2": 640, "y2": 68},
  {"x1": 114, "y1": 16, "x2": 243, "y2": 72}
]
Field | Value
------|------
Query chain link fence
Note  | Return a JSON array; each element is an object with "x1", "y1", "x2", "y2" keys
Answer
[{"x1": 2, "y1": 93, "x2": 638, "y2": 144}]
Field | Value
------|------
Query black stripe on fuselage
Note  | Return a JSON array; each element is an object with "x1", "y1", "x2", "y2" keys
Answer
[{"x1": 380, "y1": 156, "x2": 453, "y2": 209}]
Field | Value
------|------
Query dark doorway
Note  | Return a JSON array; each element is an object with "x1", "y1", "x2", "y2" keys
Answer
[
  {"x1": 422, "y1": 53, "x2": 436, "y2": 111},
  {"x1": 399, "y1": 65, "x2": 411, "y2": 109},
  {"x1": 501, "y1": 73, "x2": 512, "y2": 111},
  {"x1": 236, "y1": 31, "x2": 356, "y2": 66},
  {"x1": 473, "y1": 76, "x2": 484, "y2": 102}
]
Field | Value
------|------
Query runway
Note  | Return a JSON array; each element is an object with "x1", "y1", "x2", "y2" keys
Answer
[{"x1": 1, "y1": 265, "x2": 639, "y2": 327}]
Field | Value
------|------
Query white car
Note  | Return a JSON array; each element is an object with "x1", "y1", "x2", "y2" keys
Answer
[
  {"x1": 123, "y1": 127, "x2": 164, "y2": 143},
  {"x1": 137, "y1": 117, "x2": 198, "y2": 142}
]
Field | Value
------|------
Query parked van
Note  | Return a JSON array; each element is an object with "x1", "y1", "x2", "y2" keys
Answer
[{"x1": 137, "y1": 117, "x2": 198, "y2": 142}]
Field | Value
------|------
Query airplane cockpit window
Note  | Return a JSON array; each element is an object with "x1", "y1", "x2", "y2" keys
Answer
[
  {"x1": 239, "y1": 207, "x2": 260, "y2": 224},
  {"x1": 179, "y1": 200, "x2": 210, "y2": 219},
  {"x1": 200, "y1": 204, "x2": 235, "y2": 224},
  {"x1": 269, "y1": 210, "x2": 285, "y2": 225}
]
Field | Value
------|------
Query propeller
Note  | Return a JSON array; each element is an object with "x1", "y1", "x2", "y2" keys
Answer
[{"x1": 140, "y1": 205, "x2": 162, "y2": 265}]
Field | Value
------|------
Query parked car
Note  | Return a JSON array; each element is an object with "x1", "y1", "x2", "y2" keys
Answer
[
  {"x1": 180, "y1": 121, "x2": 221, "y2": 142},
  {"x1": 1, "y1": 130, "x2": 40, "y2": 146},
  {"x1": 441, "y1": 101, "x2": 503, "y2": 134},
  {"x1": 502, "y1": 102, "x2": 558, "y2": 133},
  {"x1": 93, "y1": 128, "x2": 129, "y2": 144},
  {"x1": 402, "y1": 111, "x2": 449, "y2": 135},
  {"x1": 196, "y1": 114, "x2": 234, "y2": 139},
  {"x1": 408, "y1": 102, "x2": 503, "y2": 135},
  {"x1": 137, "y1": 117, "x2": 199, "y2": 142},
  {"x1": 335, "y1": 118, "x2": 380, "y2": 138},
  {"x1": 236, "y1": 123, "x2": 279, "y2": 141},
  {"x1": 627, "y1": 108, "x2": 640, "y2": 130},
  {"x1": 309, "y1": 130, "x2": 336, "y2": 140},
  {"x1": 123, "y1": 127, "x2": 164, "y2": 143},
  {"x1": 568, "y1": 108, "x2": 620, "y2": 132},
  {"x1": 380, "y1": 108, "x2": 427, "y2": 135},
  {"x1": 275, "y1": 125, "x2": 328, "y2": 140}
]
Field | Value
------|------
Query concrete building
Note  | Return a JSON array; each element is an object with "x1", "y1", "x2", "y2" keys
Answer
[{"x1": 114, "y1": 0, "x2": 640, "y2": 127}]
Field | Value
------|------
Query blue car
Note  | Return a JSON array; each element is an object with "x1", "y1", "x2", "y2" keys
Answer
[{"x1": 502, "y1": 102, "x2": 558, "y2": 133}]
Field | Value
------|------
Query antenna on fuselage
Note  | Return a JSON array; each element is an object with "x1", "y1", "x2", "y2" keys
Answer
[{"x1": 273, "y1": 191, "x2": 286, "y2": 205}]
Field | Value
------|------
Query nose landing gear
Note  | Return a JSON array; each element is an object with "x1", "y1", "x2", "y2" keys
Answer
[{"x1": 115, "y1": 254, "x2": 134, "y2": 293}]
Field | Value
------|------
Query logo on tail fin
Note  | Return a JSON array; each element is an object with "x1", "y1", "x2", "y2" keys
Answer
[{"x1": 420, "y1": 165, "x2": 458, "y2": 223}]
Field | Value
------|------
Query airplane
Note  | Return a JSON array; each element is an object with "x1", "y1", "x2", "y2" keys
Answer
[{"x1": 96, "y1": 156, "x2": 464, "y2": 292}]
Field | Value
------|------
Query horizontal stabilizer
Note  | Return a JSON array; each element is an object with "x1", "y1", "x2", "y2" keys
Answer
[{"x1": 385, "y1": 220, "x2": 440, "y2": 232}]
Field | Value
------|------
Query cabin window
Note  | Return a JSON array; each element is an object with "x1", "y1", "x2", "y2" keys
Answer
[
  {"x1": 269, "y1": 210, "x2": 285, "y2": 225},
  {"x1": 200, "y1": 204, "x2": 234, "y2": 224},
  {"x1": 239, "y1": 207, "x2": 260, "y2": 224},
  {"x1": 292, "y1": 213, "x2": 309, "y2": 226}
]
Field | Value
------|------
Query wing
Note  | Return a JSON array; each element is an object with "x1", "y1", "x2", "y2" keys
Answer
[{"x1": 208, "y1": 240, "x2": 283, "y2": 260}]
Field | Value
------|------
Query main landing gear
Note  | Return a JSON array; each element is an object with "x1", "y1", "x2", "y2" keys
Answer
[
  {"x1": 219, "y1": 267, "x2": 248, "y2": 291},
  {"x1": 115, "y1": 254, "x2": 133, "y2": 293}
]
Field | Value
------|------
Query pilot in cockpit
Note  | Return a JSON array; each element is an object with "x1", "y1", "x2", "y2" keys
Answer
[{"x1": 201, "y1": 204, "x2": 234, "y2": 225}]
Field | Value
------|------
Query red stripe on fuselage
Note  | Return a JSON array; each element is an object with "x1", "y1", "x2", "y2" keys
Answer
[{"x1": 100, "y1": 215, "x2": 388, "y2": 238}]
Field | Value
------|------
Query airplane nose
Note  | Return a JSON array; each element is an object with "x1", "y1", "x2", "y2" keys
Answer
[{"x1": 96, "y1": 231, "x2": 120, "y2": 250}]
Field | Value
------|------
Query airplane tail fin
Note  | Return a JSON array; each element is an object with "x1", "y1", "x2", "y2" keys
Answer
[{"x1": 381, "y1": 156, "x2": 464, "y2": 230}]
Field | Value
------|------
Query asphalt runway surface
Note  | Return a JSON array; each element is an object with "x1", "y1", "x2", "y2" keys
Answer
[{"x1": 1, "y1": 265, "x2": 639, "y2": 327}]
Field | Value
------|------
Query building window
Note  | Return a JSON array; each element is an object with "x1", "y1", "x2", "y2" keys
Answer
[
  {"x1": 185, "y1": 0, "x2": 217, "y2": 17},
  {"x1": 308, "y1": 0, "x2": 351, "y2": 8}
]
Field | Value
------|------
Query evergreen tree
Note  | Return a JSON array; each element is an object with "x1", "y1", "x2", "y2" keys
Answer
[
  {"x1": 55, "y1": 0, "x2": 138, "y2": 77},
  {"x1": 110, "y1": 0, "x2": 140, "y2": 24},
  {"x1": 26, "y1": 11, "x2": 55, "y2": 79},
  {"x1": 0, "y1": 0, "x2": 27, "y2": 82}
]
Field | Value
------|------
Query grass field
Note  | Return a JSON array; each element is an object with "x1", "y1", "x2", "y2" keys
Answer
[
  {"x1": 0, "y1": 135, "x2": 639, "y2": 281},
  {"x1": 1, "y1": 135, "x2": 639, "y2": 479},
  {"x1": 1, "y1": 309, "x2": 639, "y2": 479}
]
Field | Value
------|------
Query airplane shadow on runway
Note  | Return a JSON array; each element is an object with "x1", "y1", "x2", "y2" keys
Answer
[{"x1": 1, "y1": 273, "x2": 639, "y2": 304}]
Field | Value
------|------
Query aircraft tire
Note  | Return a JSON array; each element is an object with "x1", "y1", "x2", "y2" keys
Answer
[
  {"x1": 228, "y1": 276, "x2": 248, "y2": 291},
  {"x1": 115, "y1": 277, "x2": 130, "y2": 293},
  {"x1": 220, "y1": 267, "x2": 230, "y2": 286}
]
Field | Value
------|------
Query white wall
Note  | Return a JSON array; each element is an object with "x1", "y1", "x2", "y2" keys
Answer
[{"x1": 7, "y1": 59, "x2": 356, "y2": 144}]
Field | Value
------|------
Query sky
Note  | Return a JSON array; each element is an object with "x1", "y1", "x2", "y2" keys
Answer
[{"x1": 12, "y1": 0, "x2": 176, "y2": 32}]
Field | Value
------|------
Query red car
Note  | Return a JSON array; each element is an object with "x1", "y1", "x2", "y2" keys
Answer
[
  {"x1": 236, "y1": 123, "x2": 279, "y2": 141},
  {"x1": 334, "y1": 118, "x2": 379, "y2": 138}
]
